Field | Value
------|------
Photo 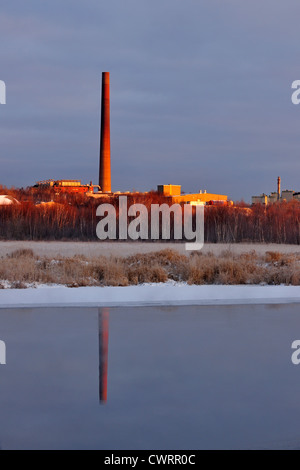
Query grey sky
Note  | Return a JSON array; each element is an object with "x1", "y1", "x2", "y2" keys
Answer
[{"x1": 1, "y1": 0, "x2": 300, "y2": 201}]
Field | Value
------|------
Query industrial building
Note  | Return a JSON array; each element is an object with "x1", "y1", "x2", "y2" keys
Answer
[
  {"x1": 33, "y1": 179, "x2": 99, "y2": 194},
  {"x1": 157, "y1": 185, "x2": 181, "y2": 197},
  {"x1": 252, "y1": 177, "x2": 300, "y2": 205},
  {"x1": 158, "y1": 184, "x2": 229, "y2": 205}
]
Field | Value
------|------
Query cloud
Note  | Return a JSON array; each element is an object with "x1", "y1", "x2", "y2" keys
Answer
[{"x1": 1, "y1": 1, "x2": 300, "y2": 200}]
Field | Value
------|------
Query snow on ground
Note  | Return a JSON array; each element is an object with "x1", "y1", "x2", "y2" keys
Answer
[
  {"x1": 1, "y1": 284, "x2": 300, "y2": 309},
  {"x1": 0, "y1": 195, "x2": 19, "y2": 206},
  {"x1": 0, "y1": 240, "x2": 300, "y2": 258}
]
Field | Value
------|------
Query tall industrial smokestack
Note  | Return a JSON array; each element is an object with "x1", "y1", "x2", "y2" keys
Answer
[
  {"x1": 99, "y1": 72, "x2": 111, "y2": 192},
  {"x1": 277, "y1": 176, "x2": 281, "y2": 201}
]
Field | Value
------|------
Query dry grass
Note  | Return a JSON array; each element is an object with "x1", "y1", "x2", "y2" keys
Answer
[
  {"x1": 0, "y1": 249, "x2": 300, "y2": 288},
  {"x1": 7, "y1": 248, "x2": 35, "y2": 259}
]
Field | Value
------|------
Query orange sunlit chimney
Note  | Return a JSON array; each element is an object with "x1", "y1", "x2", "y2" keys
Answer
[
  {"x1": 99, "y1": 72, "x2": 111, "y2": 192},
  {"x1": 277, "y1": 176, "x2": 281, "y2": 201},
  {"x1": 99, "y1": 308, "x2": 109, "y2": 403}
]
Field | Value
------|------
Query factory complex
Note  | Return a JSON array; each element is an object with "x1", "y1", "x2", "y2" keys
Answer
[
  {"x1": 252, "y1": 177, "x2": 300, "y2": 205},
  {"x1": 31, "y1": 72, "x2": 299, "y2": 208},
  {"x1": 33, "y1": 72, "x2": 230, "y2": 206}
]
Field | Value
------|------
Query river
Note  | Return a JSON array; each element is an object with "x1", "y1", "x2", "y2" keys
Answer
[{"x1": 0, "y1": 304, "x2": 299, "y2": 449}]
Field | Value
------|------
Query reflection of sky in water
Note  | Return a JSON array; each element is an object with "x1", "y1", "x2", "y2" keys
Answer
[{"x1": 0, "y1": 304, "x2": 300, "y2": 449}]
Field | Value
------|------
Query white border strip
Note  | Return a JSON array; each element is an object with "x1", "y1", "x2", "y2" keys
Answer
[{"x1": 1, "y1": 285, "x2": 300, "y2": 308}]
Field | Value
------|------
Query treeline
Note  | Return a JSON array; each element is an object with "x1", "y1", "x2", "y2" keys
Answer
[
  {"x1": 205, "y1": 202, "x2": 300, "y2": 244},
  {"x1": 0, "y1": 186, "x2": 299, "y2": 243}
]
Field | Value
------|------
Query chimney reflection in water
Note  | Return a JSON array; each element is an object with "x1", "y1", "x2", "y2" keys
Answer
[{"x1": 99, "y1": 308, "x2": 109, "y2": 403}]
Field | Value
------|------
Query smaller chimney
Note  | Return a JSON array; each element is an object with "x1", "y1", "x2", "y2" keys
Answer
[{"x1": 277, "y1": 177, "x2": 281, "y2": 201}]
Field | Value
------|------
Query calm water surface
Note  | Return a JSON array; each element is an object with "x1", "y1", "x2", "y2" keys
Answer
[{"x1": 0, "y1": 304, "x2": 300, "y2": 450}]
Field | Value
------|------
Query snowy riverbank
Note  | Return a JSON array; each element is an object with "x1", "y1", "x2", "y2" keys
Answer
[{"x1": 1, "y1": 283, "x2": 300, "y2": 309}]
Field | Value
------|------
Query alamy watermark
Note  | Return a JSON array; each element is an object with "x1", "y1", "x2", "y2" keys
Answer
[
  {"x1": 291, "y1": 340, "x2": 300, "y2": 365},
  {"x1": 0, "y1": 80, "x2": 6, "y2": 104},
  {"x1": 0, "y1": 340, "x2": 6, "y2": 365},
  {"x1": 96, "y1": 196, "x2": 204, "y2": 251}
]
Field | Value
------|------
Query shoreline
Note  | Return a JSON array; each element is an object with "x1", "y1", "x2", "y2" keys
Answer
[{"x1": 1, "y1": 284, "x2": 300, "y2": 309}]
